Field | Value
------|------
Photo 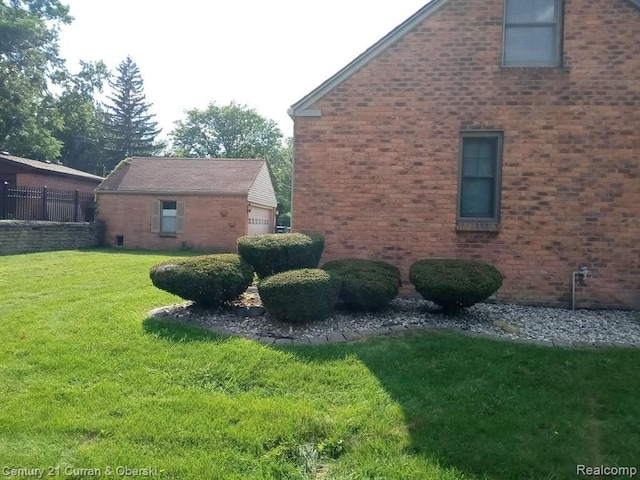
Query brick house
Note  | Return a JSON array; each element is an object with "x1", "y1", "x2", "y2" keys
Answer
[
  {"x1": 96, "y1": 157, "x2": 277, "y2": 251},
  {"x1": 0, "y1": 153, "x2": 103, "y2": 191},
  {"x1": 289, "y1": 0, "x2": 640, "y2": 309},
  {"x1": 0, "y1": 153, "x2": 103, "y2": 221}
]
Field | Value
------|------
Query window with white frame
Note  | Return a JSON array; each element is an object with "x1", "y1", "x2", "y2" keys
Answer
[
  {"x1": 503, "y1": 0, "x2": 563, "y2": 67},
  {"x1": 161, "y1": 200, "x2": 177, "y2": 234}
]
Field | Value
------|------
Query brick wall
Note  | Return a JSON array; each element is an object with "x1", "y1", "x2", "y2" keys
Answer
[
  {"x1": 0, "y1": 221, "x2": 103, "y2": 255},
  {"x1": 293, "y1": 0, "x2": 640, "y2": 309},
  {"x1": 97, "y1": 193, "x2": 248, "y2": 252},
  {"x1": 18, "y1": 172, "x2": 101, "y2": 193}
]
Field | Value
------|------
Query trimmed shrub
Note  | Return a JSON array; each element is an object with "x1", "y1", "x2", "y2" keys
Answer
[
  {"x1": 322, "y1": 258, "x2": 401, "y2": 311},
  {"x1": 150, "y1": 254, "x2": 254, "y2": 306},
  {"x1": 237, "y1": 233, "x2": 325, "y2": 278},
  {"x1": 409, "y1": 258, "x2": 503, "y2": 312},
  {"x1": 258, "y1": 269, "x2": 340, "y2": 323}
]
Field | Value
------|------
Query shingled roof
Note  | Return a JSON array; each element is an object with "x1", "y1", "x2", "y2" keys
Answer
[
  {"x1": 97, "y1": 157, "x2": 266, "y2": 195},
  {"x1": 0, "y1": 153, "x2": 104, "y2": 182}
]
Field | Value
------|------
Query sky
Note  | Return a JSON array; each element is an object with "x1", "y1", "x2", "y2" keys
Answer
[{"x1": 57, "y1": 0, "x2": 429, "y2": 141}]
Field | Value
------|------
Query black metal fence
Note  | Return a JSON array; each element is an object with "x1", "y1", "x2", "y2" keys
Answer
[{"x1": 0, "y1": 183, "x2": 96, "y2": 222}]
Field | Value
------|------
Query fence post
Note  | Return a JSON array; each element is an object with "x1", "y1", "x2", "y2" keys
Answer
[
  {"x1": 41, "y1": 186, "x2": 47, "y2": 220},
  {"x1": 1, "y1": 182, "x2": 7, "y2": 219},
  {"x1": 74, "y1": 190, "x2": 79, "y2": 222}
]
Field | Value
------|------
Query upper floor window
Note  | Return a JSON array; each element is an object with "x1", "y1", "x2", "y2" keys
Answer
[
  {"x1": 503, "y1": 0, "x2": 563, "y2": 67},
  {"x1": 458, "y1": 132, "x2": 503, "y2": 223}
]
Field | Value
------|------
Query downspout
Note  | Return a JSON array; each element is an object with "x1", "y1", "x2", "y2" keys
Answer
[{"x1": 571, "y1": 265, "x2": 591, "y2": 311}]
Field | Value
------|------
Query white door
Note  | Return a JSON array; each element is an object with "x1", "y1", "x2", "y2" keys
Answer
[{"x1": 248, "y1": 206, "x2": 272, "y2": 235}]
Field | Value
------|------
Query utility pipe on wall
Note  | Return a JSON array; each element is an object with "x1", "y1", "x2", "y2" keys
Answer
[{"x1": 571, "y1": 265, "x2": 591, "y2": 311}]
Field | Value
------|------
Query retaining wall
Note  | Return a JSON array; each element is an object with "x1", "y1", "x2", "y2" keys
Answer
[{"x1": 0, "y1": 220, "x2": 104, "y2": 255}]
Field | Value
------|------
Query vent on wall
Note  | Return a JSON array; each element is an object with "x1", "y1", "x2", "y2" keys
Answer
[{"x1": 116, "y1": 235, "x2": 124, "y2": 247}]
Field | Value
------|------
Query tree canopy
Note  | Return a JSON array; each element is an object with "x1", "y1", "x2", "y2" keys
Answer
[
  {"x1": 269, "y1": 137, "x2": 292, "y2": 217},
  {"x1": 54, "y1": 60, "x2": 110, "y2": 174},
  {"x1": 170, "y1": 101, "x2": 282, "y2": 159},
  {"x1": 0, "y1": 0, "x2": 71, "y2": 159}
]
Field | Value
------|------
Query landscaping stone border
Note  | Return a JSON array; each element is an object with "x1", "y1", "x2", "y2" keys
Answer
[{"x1": 148, "y1": 306, "x2": 640, "y2": 349}]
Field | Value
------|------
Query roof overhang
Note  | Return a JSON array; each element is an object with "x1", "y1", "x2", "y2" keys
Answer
[
  {"x1": 248, "y1": 202, "x2": 277, "y2": 209},
  {"x1": 96, "y1": 190, "x2": 247, "y2": 197},
  {"x1": 288, "y1": 0, "x2": 449, "y2": 118}
]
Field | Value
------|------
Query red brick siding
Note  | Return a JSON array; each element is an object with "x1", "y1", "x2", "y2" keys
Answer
[
  {"x1": 18, "y1": 172, "x2": 100, "y2": 193},
  {"x1": 293, "y1": 0, "x2": 640, "y2": 309},
  {"x1": 97, "y1": 194, "x2": 249, "y2": 252}
]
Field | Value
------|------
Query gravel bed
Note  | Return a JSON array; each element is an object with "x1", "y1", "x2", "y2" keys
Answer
[{"x1": 150, "y1": 298, "x2": 640, "y2": 346}]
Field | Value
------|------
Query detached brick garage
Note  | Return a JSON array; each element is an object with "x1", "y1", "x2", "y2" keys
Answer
[
  {"x1": 96, "y1": 157, "x2": 277, "y2": 251},
  {"x1": 289, "y1": 0, "x2": 640, "y2": 309}
]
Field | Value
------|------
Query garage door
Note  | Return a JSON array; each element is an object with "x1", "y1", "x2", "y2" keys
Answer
[{"x1": 248, "y1": 206, "x2": 272, "y2": 235}]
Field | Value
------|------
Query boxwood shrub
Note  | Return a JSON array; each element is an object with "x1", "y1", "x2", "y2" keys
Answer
[
  {"x1": 237, "y1": 233, "x2": 324, "y2": 278},
  {"x1": 258, "y1": 269, "x2": 340, "y2": 323},
  {"x1": 409, "y1": 258, "x2": 503, "y2": 312},
  {"x1": 149, "y1": 254, "x2": 254, "y2": 306},
  {"x1": 322, "y1": 258, "x2": 401, "y2": 311}
]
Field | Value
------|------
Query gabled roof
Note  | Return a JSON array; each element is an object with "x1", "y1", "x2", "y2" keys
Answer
[
  {"x1": 289, "y1": 0, "x2": 448, "y2": 117},
  {"x1": 0, "y1": 153, "x2": 104, "y2": 182},
  {"x1": 97, "y1": 157, "x2": 267, "y2": 195},
  {"x1": 289, "y1": 0, "x2": 640, "y2": 117}
]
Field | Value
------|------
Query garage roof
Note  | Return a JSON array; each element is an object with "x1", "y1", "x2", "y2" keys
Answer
[{"x1": 97, "y1": 157, "x2": 267, "y2": 194}]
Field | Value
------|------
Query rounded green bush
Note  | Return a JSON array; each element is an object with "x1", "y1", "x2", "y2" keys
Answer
[
  {"x1": 322, "y1": 258, "x2": 401, "y2": 311},
  {"x1": 258, "y1": 269, "x2": 340, "y2": 323},
  {"x1": 150, "y1": 254, "x2": 254, "y2": 306},
  {"x1": 409, "y1": 258, "x2": 503, "y2": 312},
  {"x1": 237, "y1": 233, "x2": 325, "y2": 278}
]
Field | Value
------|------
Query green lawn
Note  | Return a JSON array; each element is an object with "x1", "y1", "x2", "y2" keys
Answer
[{"x1": 1, "y1": 249, "x2": 639, "y2": 479}]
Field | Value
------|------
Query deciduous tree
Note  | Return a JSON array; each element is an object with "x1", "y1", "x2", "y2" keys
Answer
[
  {"x1": 55, "y1": 60, "x2": 110, "y2": 174},
  {"x1": 170, "y1": 101, "x2": 282, "y2": 159},
  {"x1": 269, "y1": 136, "x2": 292, "y2": 217},
  {"x1": 0, "y1": 0, "x2": 71, "y2": 159}
]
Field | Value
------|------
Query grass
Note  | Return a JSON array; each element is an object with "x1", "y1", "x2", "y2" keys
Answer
[{"x1": 0, "y1": 249, "x2": 639, "y2": 479}]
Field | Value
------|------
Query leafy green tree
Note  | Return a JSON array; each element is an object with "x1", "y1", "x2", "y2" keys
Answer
[
  {"x1": 169, "y1": 102, "x2": 291, "y2": 214},
  {"x1": 269, "y1": 137, "x2": 292, "y2": 217},
  {"x1": 0, "y1": 0, "x2": 71, "y2": 159},
  {"x1": 102, "y1": 56, "x2": 161, "y2": 170},
  {"x1": 170, "y1": 101, "x2": 283, "y2": 159},
  {"x1": 54, "y1": 60, "x2": 110, "y2": 174}
]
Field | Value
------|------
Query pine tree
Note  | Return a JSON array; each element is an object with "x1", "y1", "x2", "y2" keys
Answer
[{"x1": 103, "y1": 56, "x2": 161, "y2": 170}]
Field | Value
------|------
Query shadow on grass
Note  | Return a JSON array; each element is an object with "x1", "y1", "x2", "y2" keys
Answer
[
  {"x1": 142, "y1": 317, "x2": 230, "y2": 343},
  {"x1": 285, "y1": 333, "x2": 640, "y2": 480},
  {"x1": 141, "y1": 314, "x2": 640, "y2": 480}
]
